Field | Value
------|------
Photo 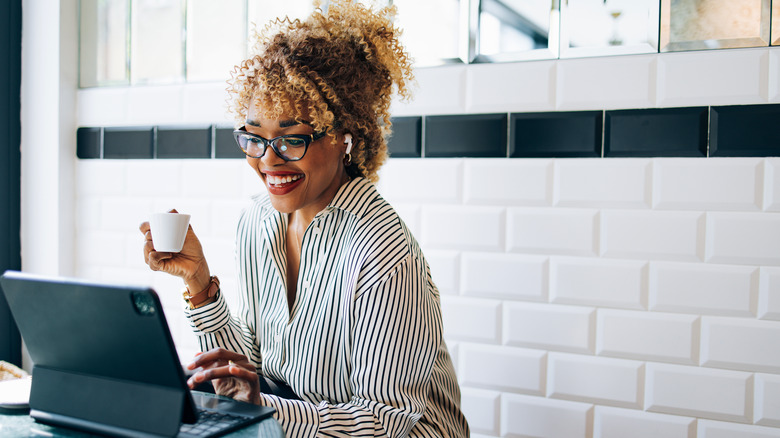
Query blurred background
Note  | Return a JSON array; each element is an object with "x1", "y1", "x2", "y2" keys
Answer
[{"x1": 3, "y1": 1, "x2": 780, "y2": 437}]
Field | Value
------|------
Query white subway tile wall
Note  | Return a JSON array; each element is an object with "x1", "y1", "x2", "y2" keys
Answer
[
  {"x1": 759, "y1": 266, "x2": 780, "y2": 320},
  {"x1": 652, "y1": 158, "x2": 764, "y2": 211},
  {"x1": 645, "y1": 363, "x2": 753, "y2": 422},
  {"x1": 556, "y1": 54, "x2": 657, "y2": 111},
  {"x1": 73, "y1": 49, "x2": 780, "y2": 436},
  {"x1": 467, "y1": 61, "x2": 557, "y2": 113},
  {"x1": 770, "y1": 50, "x2": 780, "y2": 103},
  {"x1": 593, "y1": 406, "x2": 696, "y2": 438},
  {"x1": 656, "y1": 48, "x2": 769, "y2": 107},
  {"x1": 755, "y1": 373, "x2": 780, "y2": 427},
  {"x1": 547, "y1": 353, "x2": 645, "y2": 409},
  {"x1": 697, "y1": 419, "x2": 780, "y2": 438}
]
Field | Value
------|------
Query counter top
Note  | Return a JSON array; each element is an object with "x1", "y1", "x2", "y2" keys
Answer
[{"x1": 0, "y1": 407, "x2": 284, "y2": 437}]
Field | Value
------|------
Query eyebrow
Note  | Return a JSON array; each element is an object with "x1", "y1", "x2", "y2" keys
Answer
[
  {"x1": 245, "y1": 119, "x2": 301, "y2": 128},
  {"x1": 279, "y1": 119, "x2": 300, "y2": 128}
]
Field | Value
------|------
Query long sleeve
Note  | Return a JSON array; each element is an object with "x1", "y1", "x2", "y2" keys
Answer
[
  {"x1": 184, "y1": 280, "x2": 263, "y2": 371},
  {"x1": 183, "y1": 194, "x2": 277, "y2": 371}
]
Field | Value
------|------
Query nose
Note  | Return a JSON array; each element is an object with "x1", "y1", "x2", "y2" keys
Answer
[{"x1": 259, "y1": 144, "x2": 287, "y2": 166}]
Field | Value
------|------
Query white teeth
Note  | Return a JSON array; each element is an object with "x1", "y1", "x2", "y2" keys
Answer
[{"x1": 267, "y1": 174, "x2": 302, "y2": 185}]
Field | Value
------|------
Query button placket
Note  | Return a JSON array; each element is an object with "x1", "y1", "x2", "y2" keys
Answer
[{"x1": 274, "y1": 329, "x2": 285, "y2": 365}]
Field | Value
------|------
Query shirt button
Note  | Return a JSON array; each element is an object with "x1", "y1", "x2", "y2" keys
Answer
[
  {"x1": 312, "y1": 227, "x2": 321, "y2": 235},
  {"x1": 302, "y1": 280, "x2": 311, "y2": 290},
  {"x1": 275, "y1": 332, "x2": 282, "y2": 344}
]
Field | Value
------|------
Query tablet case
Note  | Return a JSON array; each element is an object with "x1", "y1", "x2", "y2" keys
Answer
[{"x1": 0, "y1": 271, "x2": 242, "y2": 437}]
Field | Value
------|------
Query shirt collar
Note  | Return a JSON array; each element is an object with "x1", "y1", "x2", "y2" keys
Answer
[
  {"x1": 324, "y1": 177, "x2": 376, "y2": 219},
  {"x1": 256, "y1": 177, "x2": 377, "y2": 222}
]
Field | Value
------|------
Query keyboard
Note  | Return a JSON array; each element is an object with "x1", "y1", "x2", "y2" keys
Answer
[{"x1": 179, "y1": 409, "x2": 250, "y2": 438}]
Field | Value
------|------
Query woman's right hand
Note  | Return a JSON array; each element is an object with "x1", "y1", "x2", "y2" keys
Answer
[
  {"x1": 139, "y1": 210, "x2": 211, "y2": 291},
  {"x1": 186, "y1": 348, "x2": 262, "y2": 405}
]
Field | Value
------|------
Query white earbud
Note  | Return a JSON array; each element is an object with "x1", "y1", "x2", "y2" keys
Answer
[{"x1": 344, "y1": 134, "x2": 353, "y2": 154}]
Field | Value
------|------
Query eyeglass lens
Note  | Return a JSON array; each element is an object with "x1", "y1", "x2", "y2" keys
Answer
[{"x1": 235, "y1": 133, "x2": 309, "y2": 161}]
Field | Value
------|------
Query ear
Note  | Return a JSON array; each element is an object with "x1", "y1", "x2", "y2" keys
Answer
[{"x1": 344, "y1": 133, "x2": 353, "y2": 154}]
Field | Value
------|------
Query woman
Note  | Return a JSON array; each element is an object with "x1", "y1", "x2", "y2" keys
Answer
[{"x1": 140, "y1": 1, "x2": 469, "y2": 436}]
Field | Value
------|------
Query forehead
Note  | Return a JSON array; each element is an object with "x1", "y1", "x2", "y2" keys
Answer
[{"x1": 247, "y1": 96, "x2": 313, "y2": 124}]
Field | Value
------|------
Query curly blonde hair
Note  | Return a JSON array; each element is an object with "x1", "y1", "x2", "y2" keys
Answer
[{"x1": 226, "y1": 0, "x2": 414, "y2": 182}]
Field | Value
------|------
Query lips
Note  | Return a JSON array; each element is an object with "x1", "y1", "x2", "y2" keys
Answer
[{"x1": 263, "y1": 171, "x2": 304, "y2": 196}]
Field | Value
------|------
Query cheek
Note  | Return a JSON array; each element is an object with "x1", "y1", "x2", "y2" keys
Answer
[
  {"x1": 315, "y1": 145, "x2": 343, "y2": 170},
  {"x1": 246, "y1": 157, "x2": 259, "y2": 169}
]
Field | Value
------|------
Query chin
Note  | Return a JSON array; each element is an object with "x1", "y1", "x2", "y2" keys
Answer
[{"x1": 268, "y1": 196, "x2": 298, "y2": 214}]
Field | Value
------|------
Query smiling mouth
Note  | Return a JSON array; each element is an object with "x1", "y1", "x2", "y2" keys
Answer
[{"x1": 265, "y1": 173, "x2": 303, "y2": 188}]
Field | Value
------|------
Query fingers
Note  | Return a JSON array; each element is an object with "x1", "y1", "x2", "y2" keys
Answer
[
  {"x1": 141, "y1": 224, "x2": 175, "y2": 270},
  {"x1": 186, "y1": 362, "x2": 258, "y2": 389},
  {"x1": 147, "y1": 251, "x2": 173, "y2": 271},
  {"x1": 187, "y1": 348, "x2": 249, "y2": 370},
  {"x1": 185, "y1": 349, "x2": 258, "y2": 390}
]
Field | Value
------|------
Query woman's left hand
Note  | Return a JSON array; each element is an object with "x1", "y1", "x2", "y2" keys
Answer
[{"x1": 186, "y1": 348, "x2": 261, "y2": 405}]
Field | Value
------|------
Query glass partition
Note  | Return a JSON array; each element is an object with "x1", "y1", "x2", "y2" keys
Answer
[
  {"x1": 660, "y1": 0, "x2": 772, "y2": 51},
  {"x1": 186, "y1": 0, "x2": 247, "y2": 82},
  {"x1": 131, "y1": 0, "x2": 185, "y2": 84},
  {"x1": 393, "y1": 0, "x2": 463, "y2": 65},
  {"x1": 560, "y1": 0, "x2": 659, "y2": 58},
  {"x1": 247, "y1": 0, "x2": 314, "y2": 33},
  {"x1": 79, "y1": 0, "x2": 129, "y2": 87},
  {"x1": 79, "y1": 0, "x2": 780, "y2": 88},
  {"x1": 477, "y1": 0, "x2": 559, "y2": 61},
  {"x1": 773, "y1": 0, "x2": 780, "y2": 45}
]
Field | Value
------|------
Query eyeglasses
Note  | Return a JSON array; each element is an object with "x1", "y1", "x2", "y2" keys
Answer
[{"x1": 233, "y1": 127, "x2": 327, "y2": 161}]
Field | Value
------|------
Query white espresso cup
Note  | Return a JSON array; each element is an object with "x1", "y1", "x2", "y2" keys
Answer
[{"x1": 150, "y1": 212, "x2": 191, "y2": 252}]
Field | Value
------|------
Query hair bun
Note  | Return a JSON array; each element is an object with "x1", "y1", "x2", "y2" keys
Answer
[{"x1": 227, "y1": 0, "x2": 415, "y2": 182}]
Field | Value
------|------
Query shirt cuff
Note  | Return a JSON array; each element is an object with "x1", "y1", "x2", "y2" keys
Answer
[
  {"x1": 259, "y1": 393, "x2": 320, "y2": 438},
  {"x1": 184, "y1": 289, "x2": 232, "y2": 334}
]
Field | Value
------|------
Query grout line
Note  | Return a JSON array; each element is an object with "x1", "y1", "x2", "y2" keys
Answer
[
  {"x1": 99, "y1": 127, "x2": 104, "y2": 159},
  {"x1": 601, "y1": 110, "x2": 606, "y2": 158},
  {"x1": 506, "y1": 112, "x2": 511, "y2": 158},
  {"x1": 420, "y1": 116, "x2": 426, "y2": 158},
  {"x1": 152, "y1": 126, "x2": 158, "y2": 159},
  {"x1": 210, "y1": 125, "x2": 216, "y2": 159},
  {"x1": 706, "y1": 106, "x2": 711, "y2": 158}
]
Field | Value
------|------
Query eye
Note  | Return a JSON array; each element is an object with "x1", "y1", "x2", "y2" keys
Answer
[{"x1": 283, "y1": 137, "x2": 306, "y2": 147}]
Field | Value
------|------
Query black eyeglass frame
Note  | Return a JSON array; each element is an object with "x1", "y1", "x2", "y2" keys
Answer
[{"x1": 232, "y1": 127, "x2": 328, "y2": 161}]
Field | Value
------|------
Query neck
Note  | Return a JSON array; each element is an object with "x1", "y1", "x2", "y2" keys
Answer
[{"x1": 289, "y1": 172, "x2": 351, "y2": 232}]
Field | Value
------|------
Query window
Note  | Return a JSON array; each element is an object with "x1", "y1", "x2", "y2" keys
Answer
[{"x1": 78, "y1": 0, "x2": 780, "y2": 88}]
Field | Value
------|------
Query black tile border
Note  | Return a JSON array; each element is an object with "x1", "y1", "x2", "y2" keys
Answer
[
  {"x1": 157, "y1": 125, "x2": 212, "y2": 159},
  {"x1": 77, "y1": 104, "x2": 780, "y2": 160},
  {"x1": 710, "y1": 104, "x2": 780, "y2": 157},
  {"x1": 76, "y1": 127, "x2": 101, "y2": 159},
  {"x1": 215, "y1": 125, "x2": 245, "y2": 159},
  {"x1": 425, "y1": 113, "x2": 508, "y2": 158},
  {"x1": 510, "y1": 111, "x2": 602, "y2": 158},
  {"x1": 386, "y1": 116, "x2": 422, "y2": 158},
  {"x1": 103, "y1": 126, "x2": 154, "y2": 159},
  {"x1": 604, "y1": 107, "x2": 708, "y2": 157}
]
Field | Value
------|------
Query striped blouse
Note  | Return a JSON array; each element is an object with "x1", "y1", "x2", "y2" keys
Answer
[{"x1": 186, "y1": 177, "x2": 469, "y2": 438}]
